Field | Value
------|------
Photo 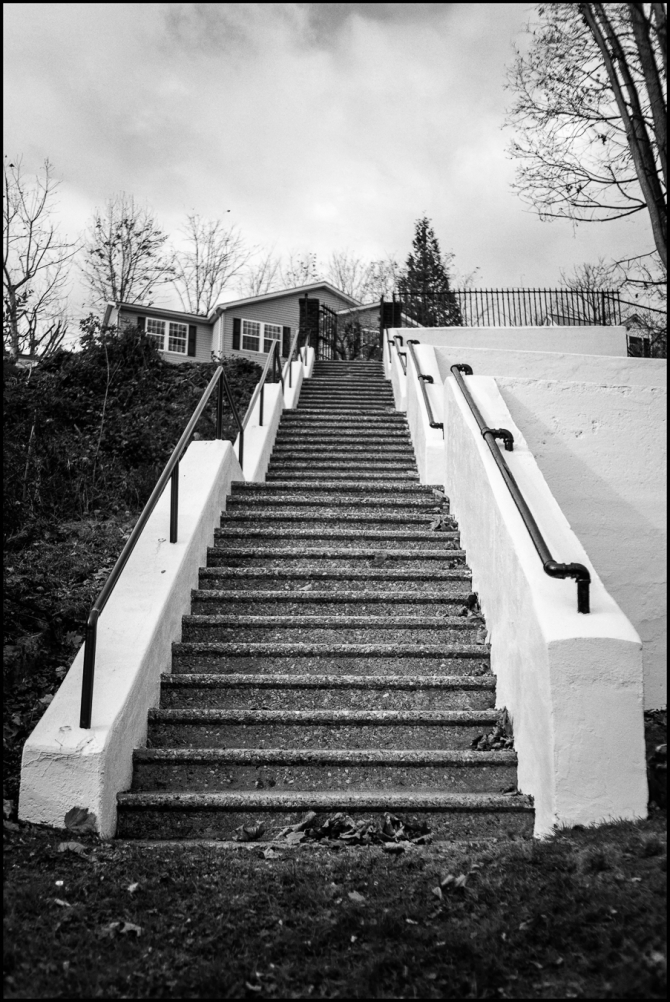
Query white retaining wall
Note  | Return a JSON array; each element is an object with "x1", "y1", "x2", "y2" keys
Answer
[
  {"x1": 405, "y1": 341, "x2": 444, "y2": 484},
  {"x1": 403, "y1": 325, "x2": 629, "y2": 357},
  {"x1": 19, "y1": 441, "x2": 244, "y2": 837},
  {"x1": 494, "y1": 377, "x2": 667, "y2": 710},
  {"x1": 444, "y1": 375, "x2": 647, "y2": 835}
]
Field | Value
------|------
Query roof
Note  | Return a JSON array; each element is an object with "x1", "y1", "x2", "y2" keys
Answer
[
  {"x1": 116, "y1": 302, "x2": 209, "y2": 324},
  {"x1": 207, "y1": 282, "x2": 361, "y2": 321},
  {"x1": 335, "y1": 301, "x2": 381, "y2": 315},
  {"x1": 116, "y1": 282, "x2": 361, "y2": 325}
]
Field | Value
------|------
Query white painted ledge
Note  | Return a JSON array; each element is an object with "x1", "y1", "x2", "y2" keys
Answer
[
  {"x1": 236, "y1": 384, "x2": 284, "y2": 483},
  {"x1": 19, "y1": 441, "x2": 243, "y2": 838},
  {"x1": 443, "y1": 375, "x2": 647, "y2": 836},
  {"x1": 302, "y1": 346, "x2": 315, "y2": 378},
  {"x1": 282, "y1": 359, "x2": 304, "y2": 410},
  {"x1": 415, "y1": 325, "x2": 629, "y2": 357},
  {"x1": 405, "y1": 340, "x2": 444, "y2": 484},
  {"x1": 387, "y1": 336, "x2": 408, "y2": 412}
]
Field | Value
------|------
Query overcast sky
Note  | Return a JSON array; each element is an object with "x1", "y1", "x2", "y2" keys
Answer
[{"x1": 4, "y1": 2, "x2": 652, "y2": 318}]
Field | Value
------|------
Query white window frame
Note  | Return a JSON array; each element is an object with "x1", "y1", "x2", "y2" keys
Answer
[
  {"x1": 239, "y1": 318, "x2": 283, "y2": 354},
  {"x1": 145, "y1": 317, "x2": 189, "y2": 355}
]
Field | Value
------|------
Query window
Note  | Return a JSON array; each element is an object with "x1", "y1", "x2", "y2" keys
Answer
[
  {"x1": 236, "y1": 318, "x2": 284, "y2": 353},
  {"x1": 263, "y1": 323, "x2": 281, "y2": 353},
  {"x1": 144, "y1": 317, "x2": 188, "y2": 354},
  {"x1": 242, "y1": 320, "x2": 261, "y2": 352}
]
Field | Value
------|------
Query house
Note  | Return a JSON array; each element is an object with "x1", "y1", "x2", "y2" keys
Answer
[{"x1": 107, "y1": 282, "x2": 369, "y2": 364}]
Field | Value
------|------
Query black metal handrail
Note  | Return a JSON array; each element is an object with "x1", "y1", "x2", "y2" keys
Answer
[
  {"x1": 391, "y1": 334, "x2": 407, "y2": 374},
  {"x1": 282, "y1": 326, "x2": 307, "y2": 389},
  {"x1": 450, "y1": 363, "x2": 591, "y2": 614},
  {"x1": 241, "y1": 339, "x2": 284, "y2": 428},
  {"x1": 406, "y1": 339, "x2": 443, "y2": 431},
  {"x1": 80, "y1": 363, "x2": 244, "y2": 728}
]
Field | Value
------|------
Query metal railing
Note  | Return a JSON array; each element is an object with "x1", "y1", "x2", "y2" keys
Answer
[
  {"x1": 382, "y1": 288, "x2": 623, "y2": 329},
  {"x1": 450, "y1": 363, "x2": 591, "y2": 614},
  {"x1": 386, "y1": 334, "x2": 408, "y2": 374},
  {"x1": 406, "y1": 339, "x2": 443, "y2": 432},
  {"x1": 80, "y1": 363, "x2": 245, "y2": 728},
  {"x1": 282, "y1": 327, "x2": 307, "y2": 388},
  {"x1": 241, "y1": 339, "x2": 284, "y2": 428}
]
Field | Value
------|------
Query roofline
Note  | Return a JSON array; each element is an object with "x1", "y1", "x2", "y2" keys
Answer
[
  {"x1": 335, "y1": 301, "x2": 381, "y2": 314},
  {"x1": 207, "y1": 282, "x2": 361, "y2": 321},
  {"x1": 117, "y1": 302, "x2": 210, "y2": 324}
]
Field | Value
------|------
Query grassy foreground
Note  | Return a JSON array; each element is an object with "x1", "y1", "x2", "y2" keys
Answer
[{"x1": 3, "y1": 812, "x2": 666, "y2": 999}]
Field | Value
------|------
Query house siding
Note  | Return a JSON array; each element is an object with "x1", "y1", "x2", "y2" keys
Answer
[
  {"x1": 222, "y1": 289, "x2": 356, "y2": 361},
  {"x1": 118, "y1": 307, "x2": 214, "y2": 364}
]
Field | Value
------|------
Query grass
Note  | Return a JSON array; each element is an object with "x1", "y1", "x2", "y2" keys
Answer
[{"x1": 3, "y1": 813, "x2": 666, "y2": 999}]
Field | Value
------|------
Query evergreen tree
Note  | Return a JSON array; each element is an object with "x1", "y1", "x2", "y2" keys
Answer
[{"x1": 397, "y1": 217, "x2": 462, "y2": 326}]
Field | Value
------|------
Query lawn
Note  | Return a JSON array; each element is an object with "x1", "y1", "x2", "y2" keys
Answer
[{"x1": 3, "y1": 811, "x2": 666, "y2": 999}]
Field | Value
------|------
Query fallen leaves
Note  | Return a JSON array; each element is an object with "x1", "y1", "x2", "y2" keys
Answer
[
  {"x1": 472, "y1": 708, "x2": 514, "y2": 751},
  {"x1": 272, "y1": 811, "x2": 431, "y2": 846},
  {"x1": 64, "y1": 807, "x2": 97, "y2": 834},
  {"x1": 232, "y1": 822, "x2": 265, "y2": 843},
  {"x1": 57, "y1": 841, "x2": 89, "y2": 857}
]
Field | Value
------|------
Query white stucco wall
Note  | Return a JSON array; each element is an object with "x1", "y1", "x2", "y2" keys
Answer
[
  {"x1": 19, "y1": 441, "x2": 244, "y2": 837},
  {"x1": 392, "y1": 325, "x2": 629, "y2": 357},
  {"x1": 444, "y1": 375, "x2": 647, "y2": 835},
  {"x1": 405, "y1": 341, "x2": 444, "y2": 484},
  {"x1": 494, "y1": 377, "x2": 667, "y2": 710},
  {"x1": 236, "y1": 384, "x2": 284, "y2": 483},
  {"x1": 432, "y1": 345, "x2": 666, "y2": 387}
]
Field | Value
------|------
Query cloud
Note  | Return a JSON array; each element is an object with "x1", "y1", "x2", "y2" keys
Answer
[{"x1": 3, "y1": 0, "x2": 653, "y2": 318}]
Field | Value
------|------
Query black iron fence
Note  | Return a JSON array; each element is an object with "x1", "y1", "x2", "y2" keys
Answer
[{"x1": 382, "y1": 288, "x2": 623, "y2": 329}]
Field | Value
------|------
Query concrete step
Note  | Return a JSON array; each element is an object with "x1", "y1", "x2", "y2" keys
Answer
[
  {"x1": 221, "y1": 509, "x2": 449, "y2": 525},
  {"x1": 213, "y1": 527, "x2": 457, "y2": 543},
  {"x1": 282, "y1": 413, "x2": 404, "y2": 421},
  {"x1": 226, "y1": 491, "x2": 444, "y2": 508},
  {"x1": 191, "y1": 589, "x2": 469, "y2": 611},
  {"x1": 171, "y1": 644, "x2": 490, "y2": 676},
  {"x1": 232, "y1": 482, "x2": 437, "y2": 496},
  {"x1": 206, "y1": 547, "x2": 468, "y2": 570},
  {"x1": 146, "y1": 707, "x2": 497, "y2": 750},
  {"x1": 270, "y1": 445, "x2": 416, "y2": 455},
  {"x1": 160, "y1": 673, "x2": 495, "y2": 710},
  {"x1": 265, "y1": 472, "x2": 420, "y2": 482},
  {"x1": 116, "y1": 790, "x2": 534, "y2": 841},
  {"x1": 267, "y1": 462, "x2": 418, "y2": 474},
  {"x1": 180, "y1": 614, "x2": 484, "y2": 644},
  {"x1": 197, "y1": 567, "x2": 471, "y2": 591},
  {"x1": 132, "y1": 747, "x2": 514, "y2": 793}
]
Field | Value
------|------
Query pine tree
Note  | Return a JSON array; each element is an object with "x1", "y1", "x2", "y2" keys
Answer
[{"x1": 397, "y1": 217, "x2": 462, "y2": 326}]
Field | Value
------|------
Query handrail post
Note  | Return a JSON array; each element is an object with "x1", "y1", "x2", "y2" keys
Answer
[
  {"x1": 170, "y1": 462, "x2": 179, "y2": 543},
  {"x1": 259, "y1": 383, "x2": 264, "y2": 426},
  {"x1": 79, "y1": 609, "x2": 99, "y2": 729},
  {"x1": 216, "y1": 372, "x2": 224, "y2": 439}
]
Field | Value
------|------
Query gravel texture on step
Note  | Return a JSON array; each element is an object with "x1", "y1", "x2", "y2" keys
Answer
[
  {"x1": 191, "y1": 593, "x2": 468, "y2": 614},
  {"x1": 214, "y1": 527, "x2": 456, "y2": 542},
  {"x1": 132, "y1": 757, "x2": 516, "y2": 794},
  {"x1": 197, "y1": 572, "x2": 471, "y2": 593},
  {"x1": 231, "y1": 481, "x2": 437, "y2": 494},
  {"x1": 221, "y1": 510, "x2": 449, "y2": 524},
  {"x1": 207, "y1": 545, "x2": 466, "y2": 561},
  {"x1": 181, "y1": 624, "x2": 485, "y2": 645},
  {"x1": 160, "y1": 683, "x2": 495, "y2": 712},
  {"x1": 227, "y1": 493, "x2": 440, "y2": 507},
  {"x1": 170, "y1": 650, "x2": 491, "y2": 676},
  {"x1": 116, "y1": 791, "x2": 534, "y2": 842},
  {"x1": 147, "y1": 721, "x2": 493, "y2": 751}
]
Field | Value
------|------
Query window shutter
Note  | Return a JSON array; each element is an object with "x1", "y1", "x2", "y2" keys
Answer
[
  {"x1": 232, "y1": 317, "x2": 241, "y2": 350},
  {"x1": 137, "y1": 315, "x2": 146, "y2": 331},
  {"x1": 188, "y1": 325, "x2": 197, "y2": 357},
  {"x1": 282, "y1": 326, "x2": 291, "y2": 357}
]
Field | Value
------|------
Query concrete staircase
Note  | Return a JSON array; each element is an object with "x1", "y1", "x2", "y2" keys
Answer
[{"x1": 117, "y1": 360, "x2": 534, "y2": 840}]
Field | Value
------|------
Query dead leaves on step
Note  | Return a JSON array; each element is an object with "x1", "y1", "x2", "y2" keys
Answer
[
  {"x1": 271, "y1": 810, "x2": 432, "y2": 847},
  {"x1": 472, "y1": 708, "x2": 514, "y2": 751}
]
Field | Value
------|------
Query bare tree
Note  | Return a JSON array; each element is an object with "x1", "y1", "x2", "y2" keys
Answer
[
  {"x1": 325, "y1": 251, "x2": 401, "y2": 301},
  {"x1": 3, "y1": 157, "x2": 78, "y2": 359},
  {"x1": 506, "y1": 3, "x2": 667, "y2": 268},
  {"x1": 238, "y1": 248, "x2": 283, "y2": 297},
  {"x1": 80, "y1": 193, "x2": 175, "y2": 307},
  {"x1": 172, "y1": 213, "x2": 249, "y2": 314},
  {"x1": 280, "y1": 251, "x2": 322, "y2": 288}
]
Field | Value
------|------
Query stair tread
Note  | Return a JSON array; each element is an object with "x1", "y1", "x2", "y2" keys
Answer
[
  {"x1": 118, "y1": 789, "x2": 533, "y2": 810},
  {"x1": 135, "y1": 747, "x2": 511, "y2": 763},
  {"x1": 161, "y1": 673, "x2": 494, "y2": 687}
]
